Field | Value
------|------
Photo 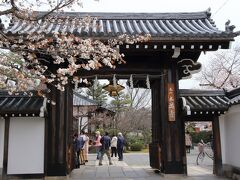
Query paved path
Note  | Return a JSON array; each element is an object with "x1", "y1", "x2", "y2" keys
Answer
[
  {"x1": 70, "y1": 150, "x2": 228, "y2": 180},
  {"x1": 187, "y1": 146, "x2": 213, "y2": 176}
]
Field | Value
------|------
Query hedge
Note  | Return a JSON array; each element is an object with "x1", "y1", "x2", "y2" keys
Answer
[{"x1": 190, "y1": 131, "x2": 212, "y2": 144}]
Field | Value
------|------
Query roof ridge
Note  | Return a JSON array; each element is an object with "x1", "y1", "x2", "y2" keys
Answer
[
  {"x1": 73, "y1": 91, "x2": 97, "y2": 104},
  {"x1": 179, "y1": 89, "x2": 226, "y2": 96},
  {"x1": 35, "y1": 10, "x2": 210, "y2": 20}
]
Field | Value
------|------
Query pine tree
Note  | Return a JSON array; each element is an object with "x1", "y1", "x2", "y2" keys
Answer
[{"x1": 85, "y1": 81, "x2": 108, "y2": 107}]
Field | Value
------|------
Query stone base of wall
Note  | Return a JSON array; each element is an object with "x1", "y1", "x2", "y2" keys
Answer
[
  {"x1": 223, "y1": 164, "x2": 240, "y2": 180},
  {"x1": 44, "y1": 175, "x2": 69, "y2": 180},
  {"x1": 2, "y1": 174, "x2": 44, "y2": 179}
]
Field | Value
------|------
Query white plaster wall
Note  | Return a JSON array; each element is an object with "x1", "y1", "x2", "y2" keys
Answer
[
  {"x1": 221, "y1": 104, "x2": 240, "y2": 168},
  {"x1": 219, "y1": 115, "x2": 226, "y2": 164},
  {"x1": 7, "y1": 117, "x2": 45, "y2": 174},
  {"x1": 78, "y1": 116, "x2": 88, "y2": 133},
  {"x1": 82, "y1": 117, "x2": 88, "y2": 131},
  {"x1": 0, "y1": 117, "x2": 5, "y2": 169}
]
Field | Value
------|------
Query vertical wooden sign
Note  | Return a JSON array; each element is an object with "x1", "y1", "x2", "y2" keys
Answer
[{"x1": 168, "y1": 83, "x2": 176, "y2": 122}]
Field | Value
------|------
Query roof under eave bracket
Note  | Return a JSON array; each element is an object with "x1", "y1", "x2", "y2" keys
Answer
[
  {"x1": 0, "y1": 91, "x2": 45, "y2": 117},
  {"x1": 179, "y1": 89, "x2": 230, "y2": 116}
]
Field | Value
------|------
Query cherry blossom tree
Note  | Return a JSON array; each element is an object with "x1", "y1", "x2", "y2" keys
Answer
[
  {"x1": 197, "y1": 46, "x2": 240, "y2": 90},
  {"x1": 0, "y1": 0, "x2": 151, "y2": 95}
]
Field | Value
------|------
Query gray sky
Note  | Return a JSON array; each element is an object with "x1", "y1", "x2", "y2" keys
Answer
[
  {"x1": 80, "y1": 0, "x2": 240, "y2": 89},
  {"x1": 81, "y1": 0, "x2": 239, "y2": 30}
]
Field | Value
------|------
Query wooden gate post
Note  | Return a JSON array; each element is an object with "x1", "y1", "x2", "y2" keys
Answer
[
  {"x1": 45, "y1": 84, "x2": 73, "y2": 176},
  {"x1": 213, "y1": 116, "x2": 223, "y2": 176},
  {"x1": 150, "y1": 61, "x2": 185, "y2": 174}
]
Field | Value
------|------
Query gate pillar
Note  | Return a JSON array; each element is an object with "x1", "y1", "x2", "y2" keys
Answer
[
  {"x1": 45, "y1": 84, "x2": 73, "y2": 176},
  {"x1": 150, "y1": 62, "x2": 185, "y2": 174}
]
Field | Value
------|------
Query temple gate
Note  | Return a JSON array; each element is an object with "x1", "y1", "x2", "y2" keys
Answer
[{"x1": 1, "y1": 9, "x2": 239, "y2": 177}]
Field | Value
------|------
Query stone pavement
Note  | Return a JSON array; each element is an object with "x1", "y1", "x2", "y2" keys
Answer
[
  {"x1": 70, "y1": 150, "x2": 229, "y2": 180},
  {"x1": 187, "y1": 146, "x2": 213, "y2": 177}
]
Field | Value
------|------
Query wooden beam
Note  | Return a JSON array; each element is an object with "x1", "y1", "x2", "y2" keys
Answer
[
  {"x1": 2, "y1": 117, "x2": 9, "y2": 179},
  {"x1": 46, "y1": 84, "x2": 56, "y2": 175},
  {"x1": 150, "y1": 78, "x2": 163, "y2": 171},
  {"x1": 46, "y1": 84, "x2": 71, "y2": 176},
  {"x1": 150, "y1": 60, "x2": 185, "y2": 174},
  {"x1": 65, "y1": 85, "x2": 74, "y2": 173},
  {"x1": 163, "y1": 61, "x2": 185, "y2": 174},
  {"x1": 213, "y1": 116, "x2": 223, "y2": 176},
  {"x1": 183, "y1": 115, "x2": 220, "y2": 122}
]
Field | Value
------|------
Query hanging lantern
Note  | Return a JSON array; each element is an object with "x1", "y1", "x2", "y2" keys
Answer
[
  {"x1": 94, "y1": 76, "x2": 98, "y2": 89},
  {"x1": 74, "y1": 80, "x2": 78, "y2": 90},
  {"x1": 113, "y1": 74, "x2": 117, "y2": 87},
  {"x1": 146, "y1": 75, "x2": 150, "y2": 89},
  {"x1": 103, "y1": 80, "x2": 125, "y2": 96},
  {"x1": 129, "y1": 74, "x2": 134, "y2": 89}
]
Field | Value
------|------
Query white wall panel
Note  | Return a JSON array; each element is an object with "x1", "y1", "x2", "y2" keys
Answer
[
  {"x1": 7, "y1": 117, "x2": 44, "y2": 174},
  {"x1": 0, "y1": 117, "x2": 4, "y2": 169},
  {"x1": 222, "y1": 104, "x2": 240, "y2": 168},
  {"x1": 219, "y1": 115, "x2": 226, "y2": 164}
]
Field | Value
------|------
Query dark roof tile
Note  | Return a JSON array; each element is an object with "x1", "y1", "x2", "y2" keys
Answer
[
  {"x1": 4, "y1": 11, "x2": 239, "y2": 41},
  {"x1": 180, "y1": 89, "x2": 230, "y2": 115},
  {"x1": 0, "y1": 92, "x2": 43, "y2": 116}
]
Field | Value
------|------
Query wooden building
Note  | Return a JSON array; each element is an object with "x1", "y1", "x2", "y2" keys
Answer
[
  {"x1": 73, "y1": 91, "x2": 115, "y2": 134},
  {"x1": 73, "y1": 91, "x2": 98, "y2": 133},
  {"x1": 1, "y1": 9, "x2": 239, "y2": 178}
]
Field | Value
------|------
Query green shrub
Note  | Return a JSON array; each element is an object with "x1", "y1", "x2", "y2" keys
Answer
[
  {"x1": 190, "y1": 131, "x2": 212, "y2": 144},
  {"x1": 130, "y1": 142, "x2": 144, "y2": 151},
  {"x1": 107, "y1": 128, "x2": 118, "y2": 137},
  {"x1": 126, "y1": 134, "x2": 144, "y2": 144}
]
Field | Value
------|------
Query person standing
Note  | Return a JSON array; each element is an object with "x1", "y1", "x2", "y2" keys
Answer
[
  {"x1": 117, "y1": 132, "x2": 125, "y2": 161},
  {"x1": 73, "y1": 133, "x2": 80, "y2": 168},
  {"x1": 83, "y1": 132, "x2": 90, "y2": 163},
  {"x1": 111, "y1": 135, "x2": 117, "y2": 157},
  {"x1": 99, "y1": 131, "x2": 113, "y2": 166},
  {"x1": 94, "y1": 131, "x2": 102, "y2": 160},
  {"x1": 79, "y1": 130, "x2": 86, "y2": 165},
  {"x1": 185, "y1": 131, "x2": 192, "y2": 153}
]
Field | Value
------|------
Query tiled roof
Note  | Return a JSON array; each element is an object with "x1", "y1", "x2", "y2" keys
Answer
[
  {"x1": 0, "y1": 91, "x2": 97, "y2": 116},
  {"x1": 0, "y1": 91, "x2": 44, "y2": 116},
  {"x1": 73, "y1": 91, "x2": 97, "y2": 106},
  {"x1": 226, "y1": 87, "x2": 240, "y2": 105},
  {"x1": 0, "y1": 89, "x2": 237, "y2": 117},
  {"x1": 180, "y1": 89, "x2": 230, "y2": 115},
  {"x1": 3, "y1": 10, "x2": 239, "y2": 40}
]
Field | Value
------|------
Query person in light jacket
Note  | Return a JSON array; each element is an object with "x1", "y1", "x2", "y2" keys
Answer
[
  {"x1": 79, "y1": 130, "x2": 86, "y2": 165},
  {"x1": 83, "y1": 132, "x2": 89, "y2": 163},
  {"x1": 94, "y1": 131, "x2": 102, "y2": 160},
  {"x1": 111, "y1": 135, "x2": 118, "y2": 157},
  {"x1": 185, "y1": 131, "x2": 192, "y2": 153}
]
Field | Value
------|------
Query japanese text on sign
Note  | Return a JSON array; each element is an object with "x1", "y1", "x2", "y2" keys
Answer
[{"x1": 168, "y1": 84, "x2": 176, "y2": 122}]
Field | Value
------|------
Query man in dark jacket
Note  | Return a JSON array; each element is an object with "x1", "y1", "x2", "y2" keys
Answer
[
  {"x1": 117, "y1": 132, "x2": 125, "y2": 161},
  {"x1": 99, "y1": 131, "x2": 113, "y2": 166},
  {"x1": 73, "y1": 133, "x2": 80, "y2": 168}
]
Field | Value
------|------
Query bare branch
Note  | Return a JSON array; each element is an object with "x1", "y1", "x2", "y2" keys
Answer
[{"x1": 197, "y1": 46, "x2": 240, "y2": 90}]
